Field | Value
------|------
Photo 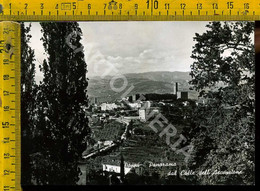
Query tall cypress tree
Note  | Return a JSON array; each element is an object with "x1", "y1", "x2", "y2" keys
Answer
[
  {"x1": 20, "y1": 22, "x2": 37, "y2": 185},
  {"x1": 32, "y1": 22, "x2": 89, "y2": 185}
]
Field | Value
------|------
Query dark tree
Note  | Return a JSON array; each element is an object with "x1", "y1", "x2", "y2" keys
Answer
[
  {"x1": 20, "y1": 22, "x2": 37, "y2": 185},
  {"x1": 125, "y1": 168, "x2": 141, "y2": 185},
  {"x1": 31, "y1": 22, "x2": 89, "y2": 185},
  {"x1": 187, "y1": 22, "x2": 255, "y2": 185}
]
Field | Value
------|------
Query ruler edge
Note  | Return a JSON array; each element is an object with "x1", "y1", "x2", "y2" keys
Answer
[
  {"x1": 0, "y1": 21, "x2": 21, "y2": 191},
  {"x1": 0, "y1": 15, "x2": 260, "y2": 21},
  {"x1": 14, "y1": 21, "x2": 21, "y2": 191},
  {"x1": 0, "y1": 0, "x2": 260, "y2": 21}
]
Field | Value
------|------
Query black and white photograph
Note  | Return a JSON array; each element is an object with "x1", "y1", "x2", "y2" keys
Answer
[{"x1": 21, "y1": 21, "x2": 255, "y2": 186}]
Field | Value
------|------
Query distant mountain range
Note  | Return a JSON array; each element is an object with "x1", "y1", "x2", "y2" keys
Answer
[{"x1": 87, "y1": 71, "x2": 199, "y2": 102}]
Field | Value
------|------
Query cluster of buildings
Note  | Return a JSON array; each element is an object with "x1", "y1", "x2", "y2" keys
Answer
[
  {"x1": 90, "y1": 82, "x2": 189, "y2": 107},
  {"x1": 88, "y1": 82, "x2": 191, "y2": 124},
  {"x1": 100, "y1": 103, "x2": 118, "y2": 111}
]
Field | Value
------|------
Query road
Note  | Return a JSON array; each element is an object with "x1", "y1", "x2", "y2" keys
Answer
[{"x1": 82, "y1": 117, "x2": 130, "y2": 159}]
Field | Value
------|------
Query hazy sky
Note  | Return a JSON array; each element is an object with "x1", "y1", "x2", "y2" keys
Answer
[{"x1": 29, "y1": 21, "x2": 210, "y2": 80}]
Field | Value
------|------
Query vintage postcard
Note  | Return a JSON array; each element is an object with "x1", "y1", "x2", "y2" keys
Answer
[{"x1": 21, "y1": 21, "x2": 255, "y2": 185}]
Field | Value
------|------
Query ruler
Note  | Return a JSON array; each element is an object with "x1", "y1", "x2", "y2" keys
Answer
[
  {"x1": 0, "y1": 21, "x2": 21, "y2": 191},
  {"x1": 0, "y1": 0, "x2": 259, "y2": 21}
]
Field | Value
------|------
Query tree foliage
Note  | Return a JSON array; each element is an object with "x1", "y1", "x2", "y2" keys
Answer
[
  {"x1": 20, "y1": 22, "x2": 37, "y2": 185},
  {"x1": 31, "y1": 22, "x2": 89, "y2": 185},
  {"x1": 187, "y1": 22, "x2": 255, "y2": 185}
]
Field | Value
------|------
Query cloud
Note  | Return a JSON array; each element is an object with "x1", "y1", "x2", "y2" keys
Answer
[
  {"x1": 29, "y1": 22, "x2": 211, "y2": 79},
  {"x1": 85, "y1": 45, "x2": 194, "y2": 77},
  {"x1": 80, "y1": 22, "x2": 211, "y2": 77}
]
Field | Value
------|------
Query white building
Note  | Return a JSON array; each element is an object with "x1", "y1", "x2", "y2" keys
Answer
[
  {"x1": 102, "y1": 164, "x2": 131, "y2": 174},
  {"x1": 128, "y1": 102, "x2": 142, "y2": 109},
  {"x1": 177, "y1": 92, "x2": 181, "y2": 99},
  {"x1": 100, "y1": 103, "x2": 118, "y2": 111},
  {"x1": 144, "y1": 101, "x2": 151, "y2": 109},
  {"x1": 132, "y1": 94, "x2": 136, "y2": 102},
  {"x1": 101, "y1": 103, "x2": 105, "y2": 111},
  {"x1": 97, "y1": 140, "x2": 113, "y2": 147},
  {"x1": 139, "y1": 109, "x2": 146, "y2": 121}
]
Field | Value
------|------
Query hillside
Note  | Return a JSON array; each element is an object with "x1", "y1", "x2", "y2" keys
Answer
[{"x1": 87, "y1": 71, "x2": 199, "y2": 102}]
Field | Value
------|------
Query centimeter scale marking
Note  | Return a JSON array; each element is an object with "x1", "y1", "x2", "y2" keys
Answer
[
  {"x1": 0, "y1": 21, "x2": 21, "y2": 191},
  {"x1": 0, "y1": 0, "x2": 259, "y2": 21}
]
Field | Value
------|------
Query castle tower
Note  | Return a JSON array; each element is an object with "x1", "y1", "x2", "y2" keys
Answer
[{"x1": 173, "y1": 82, "x2": 178, "y2": 95}]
